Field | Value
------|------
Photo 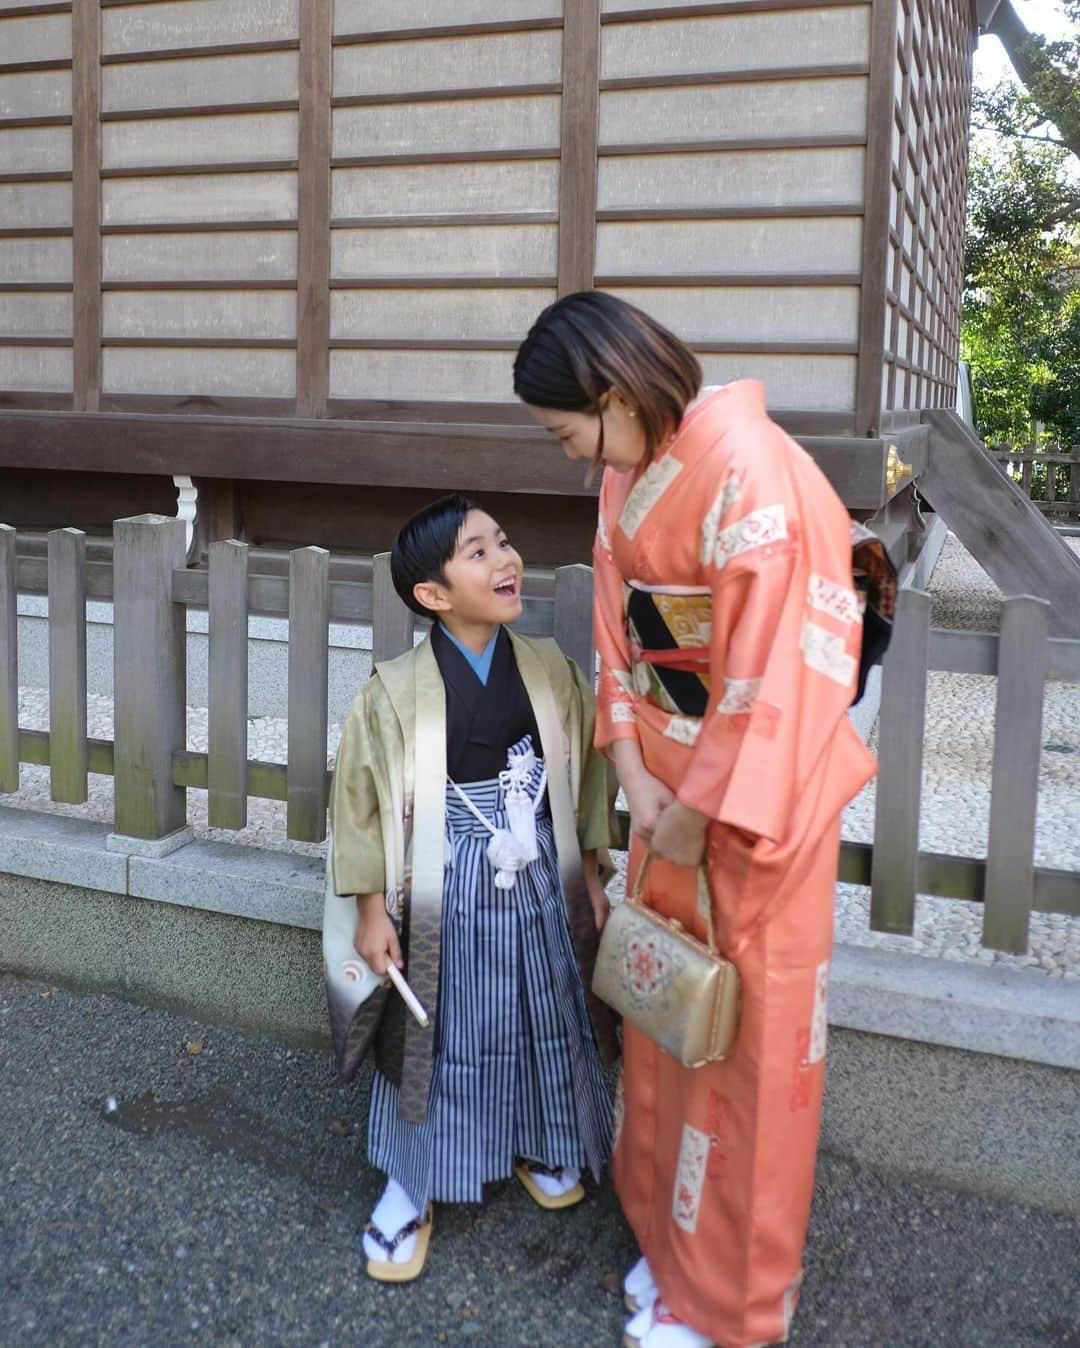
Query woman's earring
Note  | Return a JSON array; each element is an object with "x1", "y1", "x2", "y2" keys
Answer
[{"x1": 628, "y1": 410, "x2": 637, "y2": 419}]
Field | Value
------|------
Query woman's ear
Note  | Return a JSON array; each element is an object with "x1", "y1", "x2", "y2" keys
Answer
[{"x1": 413, "y1": 580, "x2": 449, "y2": 614}]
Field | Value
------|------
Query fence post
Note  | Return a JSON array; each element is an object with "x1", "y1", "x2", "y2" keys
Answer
[
  {"x1": 0, "y1": 524, "x2": 17, "y2": 793},
  {"x1": 870, "y1": 587, "x2": 931, "y2": 935},
  {"x1": 553, "y1": 563, "x2": 596, "y2": 678},
  {"x1": 47, "y1": 527, "x2": 88, "y2": 803},
  {"x1": 982, "y1": 594, "x2": 1049, "y2": 953},
  {"x1": 208, "y1": 538, "x2": 249, "y2": 830},
  {"x1": 372, "y1": 551, "x2": 414, "y2": 663},
  {"x1": 287, "y1": 545, "x2": 329, "y2": 843},
  {"x1": 111, "y1": 514, "x2": 190, "y2": 849}
]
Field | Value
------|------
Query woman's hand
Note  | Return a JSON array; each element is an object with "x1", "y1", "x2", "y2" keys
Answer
[
  {"x1": 583, "y1": 851, "x2": 610, "y2": 932},
  {"x1": 354, "y1": 892, "x2": 403, "y2": 975},
  {"x1": 613, "y1": 741, "x2": 675, "y2": 843},
  {"x1": 649, "y1": 800, "x2": 709, "y2": 867}
]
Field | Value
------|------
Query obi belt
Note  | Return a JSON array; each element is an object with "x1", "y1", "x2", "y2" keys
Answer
[{"x1": 625, "y1": 583, "x2": 711, "y2": 719}]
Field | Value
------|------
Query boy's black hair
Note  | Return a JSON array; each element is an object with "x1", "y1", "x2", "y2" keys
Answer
[{"x1": 390, "y1": 493, "x2": 478, "y2": 618}]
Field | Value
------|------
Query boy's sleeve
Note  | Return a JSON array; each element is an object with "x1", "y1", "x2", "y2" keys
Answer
[
  {"x1": 568, "y1": 656, "x2": 618, "y2": 854},
  {"x1": 329, "y1": 692, "x2": 386, "y2": 897}
]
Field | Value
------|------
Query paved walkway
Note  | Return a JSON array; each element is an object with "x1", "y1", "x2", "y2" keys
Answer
[{"x1": 2, "y1": 972, "x2": 1077, "y2": 1348}]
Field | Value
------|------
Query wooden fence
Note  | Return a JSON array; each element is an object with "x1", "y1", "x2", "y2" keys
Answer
[
  {"x1": 2, "y1": 514, "x2": 1079, "y2": 957},
  {"x1": 989, "y1": 446, "x2": 1080, "y2": 516}
]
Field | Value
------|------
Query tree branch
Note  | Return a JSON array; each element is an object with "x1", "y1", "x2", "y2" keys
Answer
[
  {"x1": 1043, "y1": 197, "x2": 1080, "y2": 228},
  {"x1": 986, "y1": 0, "x2": 1080, "y2": 159},
  {"x1": 971, "y1": 121, "x2": 1067, "y2": 146}
]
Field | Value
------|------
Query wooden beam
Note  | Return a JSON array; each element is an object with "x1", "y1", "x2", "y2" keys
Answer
[
  {"x1": 333, "y1": 18, "x2": 564, "y2": 45},
  {"x1": 296, "y1": 0, "x2": 332, "y2": 418},
  {"x1": 558, "y1": 0, "x2": 601, "y2": 295},
  {"x1": 920, "y1": 411, "x2": 1080, "y2": 638},
  {"x1": 72, "y1": 0, "x2": 101, "y2": 411},
  {"x1": 0, "y1": 410, "x2": 888, "y2": 506},
  {"x1": 600, "y1": 62, "x2": 869, "y2": 91}
]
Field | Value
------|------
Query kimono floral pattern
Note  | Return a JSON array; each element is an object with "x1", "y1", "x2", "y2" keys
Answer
[
  {"x1": 708, "y1": 504, "x2": 788, "y2": 572},
  {"x1": 699, "y1": 472, "x2": 743, "y2": 565},
  {"x1": 619, "y1": 455, "x2": 685, "y2": 539},
  {"x1": 673, "y1": 1123, "x2": 711, "y2": 1234},
  {"x1": 716, "y1": 676, "x2": 762, "y2": 716}
]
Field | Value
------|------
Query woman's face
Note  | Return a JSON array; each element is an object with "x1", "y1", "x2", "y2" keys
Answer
[{"x1": 528, "y1": 394, "x2": 649, "y2": 486}]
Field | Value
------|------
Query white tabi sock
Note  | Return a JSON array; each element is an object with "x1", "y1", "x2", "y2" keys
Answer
[
  {"x1": 624, "y1": 1300, "x2": 657, "y2": 1345},
  {"x1": 624, "y1": 1254, "x2": 659, "y2": 1309},
  {"x1": 625, "y1": 1254, "x2": 655, "y2": 1295},
  {"x1": 525, "y1": 1162, "x2": 581, "y2": 1198},
  {"x1": 363, "y1": 1178, "x2": 421, "y2": 1265}
]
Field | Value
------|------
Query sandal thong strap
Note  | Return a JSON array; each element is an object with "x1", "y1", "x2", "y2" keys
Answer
[{"x1": 362, "y1": 1211, "x2": 426, "y2": 1256}]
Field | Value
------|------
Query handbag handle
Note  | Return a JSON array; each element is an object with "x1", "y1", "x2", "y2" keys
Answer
[{"x1": 629, "y1": 850, "x2": 717, "y2": 956}]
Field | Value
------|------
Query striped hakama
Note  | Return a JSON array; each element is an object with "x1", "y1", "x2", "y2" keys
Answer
[{"x1": 368, "y1": 738, "x2": 612, "y2": 1214}]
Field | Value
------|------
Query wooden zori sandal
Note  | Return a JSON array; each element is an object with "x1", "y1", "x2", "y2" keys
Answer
[
  {"x1": 363, "y1": 1206, "x2": 433, "y2": 1283},
  {"x1": 514, "y1": 1158, "x2": 585, "y2": 1211}
]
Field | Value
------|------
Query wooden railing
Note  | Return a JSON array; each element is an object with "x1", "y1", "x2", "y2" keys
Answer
[
  {"x1": 2, "y1": 515, "x2": 1079, "y2": 956},
  {"x1": 988, "y1": 445, "x2": 1080, "y2": 516}
]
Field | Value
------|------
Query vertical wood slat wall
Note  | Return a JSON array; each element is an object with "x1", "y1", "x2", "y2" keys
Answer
[
  {"x1": 0, "y1": 0, "x2": 975, "y2": 429},
  {"x1": 877, "y1": 0, "x2": 973, "y2": 419}
]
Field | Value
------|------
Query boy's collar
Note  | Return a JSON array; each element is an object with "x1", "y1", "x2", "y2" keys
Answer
[{"x1": 436, "y1": 622, "x2": 501, "y2": 686}]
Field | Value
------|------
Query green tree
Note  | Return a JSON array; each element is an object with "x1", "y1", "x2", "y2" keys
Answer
[
  {"x1": 980, "y1": 0, "x2": 1079, "y2": 160},
  {"x1": 963, "y1": 2, "x2": 1079, "y2": 443}
]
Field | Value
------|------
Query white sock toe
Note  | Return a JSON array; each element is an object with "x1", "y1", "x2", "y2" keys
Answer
[
  {"x1": 364, "y1": 1178, "x2": 421, "y2": 1265},
  {"x1": 624, "y1": 1254, "x2": 655, "y2": 1296},
  {"x1": 528, "y1": 1164, "x2": 581, "y2": 1198},
  {"x1": 625, "y1": 1301, "x2": 656, "y2": 1341}
]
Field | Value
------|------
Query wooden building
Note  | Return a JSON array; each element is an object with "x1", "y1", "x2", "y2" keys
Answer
[{"x1": 0, "y1": 0, "x2": 980, "y2": 570}]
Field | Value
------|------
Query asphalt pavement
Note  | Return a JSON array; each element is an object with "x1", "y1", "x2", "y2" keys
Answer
[{"x1": 1, "y1": 971, "x2": 1077, "y2": 1348}]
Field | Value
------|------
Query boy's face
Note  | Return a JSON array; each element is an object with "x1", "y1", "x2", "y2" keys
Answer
[{"x1": 414, "y1": 509, "x2": 524, "y2": 627}]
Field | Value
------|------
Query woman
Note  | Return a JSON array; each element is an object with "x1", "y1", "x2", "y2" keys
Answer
[{"x1": 513, "y1": 292, "x2": 877, "y2": 1348}]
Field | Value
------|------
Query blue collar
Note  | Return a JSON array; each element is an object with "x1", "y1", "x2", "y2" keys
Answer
[{"x1": 438, "y1": 624, "x2": 500, "y2": 686}]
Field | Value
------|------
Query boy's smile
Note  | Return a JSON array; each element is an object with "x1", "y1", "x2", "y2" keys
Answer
[{"x1": 412, "y1": 509, "x2": 524, "y2": 652}]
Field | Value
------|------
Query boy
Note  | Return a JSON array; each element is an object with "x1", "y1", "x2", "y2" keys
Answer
[{"x1": 323, "y1": 495, "x2": 617, "y2": 1282}]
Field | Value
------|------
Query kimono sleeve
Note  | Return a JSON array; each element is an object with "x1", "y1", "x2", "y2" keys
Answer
[
  {"x1": 593, "y1": 483, "x2": 638, "y2": 751},
  {"x1": 329, "y1": 690, "x2": 386, "y2": 897},
  {"x1": 676, "y1": 540, "x2": 800, "y2": 843},
  {"x1": 568, "y1": 655, "x2": 619, "y2": 853}
]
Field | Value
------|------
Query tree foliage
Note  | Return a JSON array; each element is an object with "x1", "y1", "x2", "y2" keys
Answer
[
  {"x1": 963, "y1": 1, "x2": 1079, "y2": 443},
  {"x1": 981, "y1": 0, "x2": 1079, "y2": 161}
]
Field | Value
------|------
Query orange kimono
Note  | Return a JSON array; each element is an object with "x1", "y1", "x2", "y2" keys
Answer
[{"x1": 596, "y1": 382, "x2": 876, "y2": 1346}]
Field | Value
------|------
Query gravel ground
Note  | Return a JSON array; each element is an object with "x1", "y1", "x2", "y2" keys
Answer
[
  {"x1": 3, "y1": 971, "x2": 1079, "y2": 1348},
  {"x1": 6, "y1": 533, "x2": 1080, "y2": 976}
]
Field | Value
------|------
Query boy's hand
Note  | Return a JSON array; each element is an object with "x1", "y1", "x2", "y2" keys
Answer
[
  {"x1": 354, "y1": 892, "x2": 404, "y2": 975},
  {"x1": 583, "y1": 851, "x2": 610, "y2": 932}
]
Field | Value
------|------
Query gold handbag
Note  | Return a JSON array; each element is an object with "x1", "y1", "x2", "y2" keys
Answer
[{"x1": 592, "y1": 855, "x2": 741, "y2": 1067}]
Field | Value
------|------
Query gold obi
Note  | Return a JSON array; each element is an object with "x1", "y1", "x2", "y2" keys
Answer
[{"x1": 625, "y1": 585, "x2": 712, "y2": 718}]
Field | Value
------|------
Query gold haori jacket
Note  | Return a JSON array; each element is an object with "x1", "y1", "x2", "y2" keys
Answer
[{"x1": 323, "y1": 628, "x2": 619, "y2": 1124}]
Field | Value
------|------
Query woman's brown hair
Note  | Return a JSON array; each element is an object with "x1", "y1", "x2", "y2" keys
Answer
[{"x1": 513, "y1": 291, "x2": 702, "y2": 455}]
